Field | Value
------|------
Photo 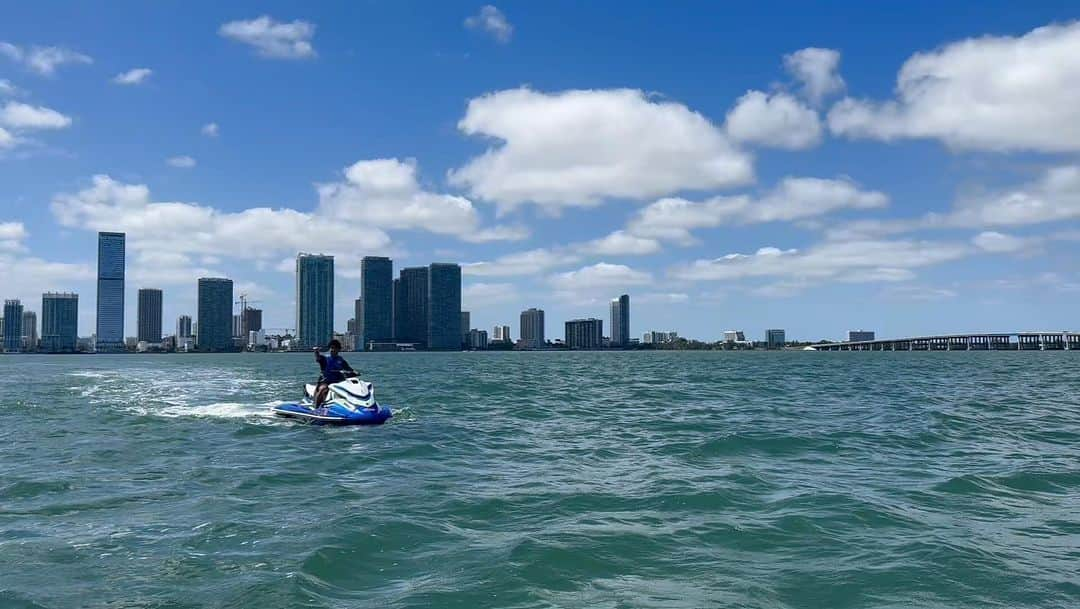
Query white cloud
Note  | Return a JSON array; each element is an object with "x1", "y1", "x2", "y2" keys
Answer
[
  {"x1": 464, "y1": 5, "x2": 513, "y2": 43},
  {"x1": 725, "y1": 90, "x2": 822, "y2": 150},
  {"x1": 578, "y1": 230, "x2": 662, "y2": 256},
  {"x1": 112, "y1": 68, "x2": 152, "y2": 85},
  {"x1": 219, "y1": 16, "x2": 316, "y2": 59},
  {"x1": 550, "y1": 262, "x2": 652, "y2": 292},
  {"x1": 673, "y1": 239, "x2": 973, "y2": 284},
  {"x1": 317, "y1": 158, "x2": 527, "y2": 243},
  {"x1": 463, "y1": 248, "x2": 580, "y2": 277},
  {"x1": 50, "y1": 175, "x2": 391, "y2": 280},
  {"x1": 0, "y1": 79, "x2": 18, "y2": 96},
  {"x1": 0, "y1": 42, "x2": 92, "y2": 75},
  {"x1": 0, "y1": 127, "x2": 16, "y2": 149},
  {"x1": 449, "y1": 87, "x2": 753, "y2": 212},
  {"x1": 879, "y1": 284, "x2": 958, "y2": 301},
  {"x1": 0, "y1": 101, "x2": 71, "y2": 129},
  {"x1": 463, "y1": 282, "x2": 519, "y2": 307},
  {"x1": 167, "y1": 155, "x2": 196, "y2": 168},
  {"x1": 201, "y1": 122, "x2": 219, "y2": 137},
  {"x1": 784, "y1": 47, "x2": 845, "y2": 105},
  {"x1": 827, "y1": 165, "x2": 1080, "y2": 239},
  {"x1": 635, "y1": 292, "x2": 690, "y2": 304},
  {"x1": 0, "y1": 221, "x2": 28, "y2": 252},
  {"x1": 0, "y1": 251, "x2": 94, "y2": 306},
  {"x1": 971, "y1": 231, "x2": 1027, "y2": 253},
  {"x1": 628, "y1": 176, "x2": 887, "y2": 244},
  {"x1": 828, "y1": 22, "x2": 1080, "y2": 152}
]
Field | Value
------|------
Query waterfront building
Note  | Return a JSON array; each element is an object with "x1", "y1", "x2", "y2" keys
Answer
[
  {"x1": 493, "y1": 324, "x2": 511, "y2": 343},
  {"x1": 347, "y1": 318, "x2": 357, "y2": 336},
  {"x1": 137, "y1": 288, "x2": 163, "y2": 343},
  {"x1": 3, "y1": 300, "x2": 24, "y2": 352},
  {"x1": 467, "y1": 328, "x2": 489, "y2": 350},
  {"x1": 361, "y1": 256, "x2": 393, "y2": 349},
  {"x1": 643, "y1": 331, "x2": 678, "y2": 344},
  {"x1": 427, "y1": 263, "x2": 462, "y2": 351},
  {"x1": 461, "y1": 311, "x2": 471, "y2": 347},
  {"x1": 296, "y1": 253, "x2": 335, "y2": 349},
  {"x1": 232, "y1": 314, "x2": 243, "y2": 338},
  {"x1": 41, "y1": 293, "x2": 78, "y2": 353},
  {"x1": 197, "y1": 278, "x2": 233, "y2": 352},
  {"x1": 565, "y1": 318, "x2": 603, "y2": 350},
  {"x1": 766, "y1": 329, "x2": 786, "y2": 350},
  {"x1": 176, "y1": 315, "x2": 193, "y2": 339},
  {"x1": 22, "y1": 310, "x2": 37, "y2": 351},
  {"x1": 848, "y1": 330, "x2": 875, "y2": 342},
  {"x1": 392, "y1": 278, "x2": 401, "y2": 339},
  {"x1": 243, "y1": 307, "x2": 262, "y2": 335},
  {"x1": 95, "y1": 231, "x2": 126, "y2": 352},
  {"x1": 610, "y1": 294, "x2": 630, "y2": 347},
  {"x1": 520, "y1": 308, "x2": 545, "y2": 349},
  {"x1": 353, "y1": 298, "x2": 364, "y2": 346},
  {"x1": 397, "y1": 266, "x2": 428, "y2": 347}
]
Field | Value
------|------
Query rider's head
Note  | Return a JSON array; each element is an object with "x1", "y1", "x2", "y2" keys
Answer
[{"x1": 328, "y1": 339, "x2": 342, "y2": 355}]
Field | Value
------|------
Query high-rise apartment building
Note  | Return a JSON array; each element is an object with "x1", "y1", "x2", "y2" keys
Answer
[
  {"x1": 493, "y1": 324, "x2": 511, "y2": 343},
  {"x1": 460, "y1": 311, "x2": 470, "y2": 347},
  {"x1": 137, "y1": 288, "x2": 163, "y2": 343},
  {"x1": 610, "y1": 294, "x2": 630, "y2": 347},
  {"x1": 176, "y1": 315, "x2": 193, "y2": 338},
  {"x1": 565, "y1": 318, "x2": 603, "y2": 350},
  {"x1": 3, "y1": 300, "x2": 24, "y2": 352},
  {"x1": 197, "y1": 278, "x2": 233, "y2": 351},
  {"x1": 243, "y1": 307, "x2": 262, "y2": 335},
  {"x1": 361, "y1": 256, "x2": 393, "y2": 349},
  {"x1": 848, "y1": 330, "x2": 875, "y2": 342},
  {"x1": 296, "y1": 253, "x2": 335, "y2": 349},
  {"x1": 520, "y1": 308, "x2": 545, "y2": 349},
  {"x1": 21, "y1": 310, "x2": 37, "y2": 351},
  {"x1": 95, "y1": 232, "x2": 125, "y2": 351},
  {"x1": 427, "y1": 263, "x2": 462, "y2": 351},
  {"x1": 397, "y1": 266, "x2": 428, "y2": 347},
  {"x1": 41, "y1": 293, "x2": 78, "y2": 353},
  {"x1": 766, "y1": 329, "x2": 786, "y2": 350}
]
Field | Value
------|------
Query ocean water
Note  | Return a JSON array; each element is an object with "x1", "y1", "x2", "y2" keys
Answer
[{"x1": 1, "y1": 351, "x2": 1077, "y2": 609}]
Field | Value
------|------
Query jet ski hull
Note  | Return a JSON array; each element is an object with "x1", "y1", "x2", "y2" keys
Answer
[{"x1": 272, "y1": 403, "x2": 393, "y2": 426}]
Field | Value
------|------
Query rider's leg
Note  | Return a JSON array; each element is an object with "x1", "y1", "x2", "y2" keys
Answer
[{"x1": 314, "y1": 383, "x2": 330, "y2": 408}]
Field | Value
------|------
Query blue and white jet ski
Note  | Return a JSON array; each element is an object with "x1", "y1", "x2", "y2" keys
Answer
[{"x1": 272, "y1": 376, "x2": 392, "y2": 426}]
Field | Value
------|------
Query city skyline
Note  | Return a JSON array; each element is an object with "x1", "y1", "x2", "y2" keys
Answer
[{"x1": 1, "y1": 4, "x2": 1079, "y2": 341}]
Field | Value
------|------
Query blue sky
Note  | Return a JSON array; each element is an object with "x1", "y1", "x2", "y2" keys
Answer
[{"x1": 1, "y1": 1, "x2": 1079, "y2": 342}]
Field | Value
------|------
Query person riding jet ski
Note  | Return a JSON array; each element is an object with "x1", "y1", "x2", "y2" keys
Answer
[{"x1": 313, "y1": 339, "x2": 356, "y2": 408}]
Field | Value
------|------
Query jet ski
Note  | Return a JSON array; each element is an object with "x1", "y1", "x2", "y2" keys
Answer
[{"x1": 272, "y1": 376, "x2": 393, "y2": 426}]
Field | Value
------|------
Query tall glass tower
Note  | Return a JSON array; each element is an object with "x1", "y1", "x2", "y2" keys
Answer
[
  {"x1": 360, "y1": 256, "x2": 393, "y2": 349},
  {"x1": 3, "y1": 299, "x2": 24, "y2": 352},
  {"x1": 296, "y1": 253, "x2": 335, "y2": 349},
  {"x1": 96, "y1": 232, "x2": 125, "y2": 351},
  {"x1": 197, "y1": 278, "x2": 233, "y2": 352},
  {"x1": 41, "y1": 293, "x2": 78, "y2": 353},
  {"x1": 137, "y1": 288, "x2": 163, "y2": 343},
  {"x1": 397, "y1": 266, "x2": 428, "y2": 347},
  {"x1": 426, "y1": 263, "x2": 461, "y2": 351},
  {"x1": 609, "y1": 294, "x2": 630, "y2": 347}
]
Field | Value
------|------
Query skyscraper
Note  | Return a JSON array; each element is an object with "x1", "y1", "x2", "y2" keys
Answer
[
  {"x1": 96, "y1": 232, "x2": 125, "y2": 352},
  {"x1": 392, "y1": 278, "x2": 401, "y2": 339},
  {"x1": 197, "y1": 278, "x2": 233, "y2": 352},
  {"x1": 460, "y1": 311, "x2": 471, "y2": 347},
  {"x1": 243, "y1": 307, "x2": 262, "y2": 334},
  {"x1": 176, "y1": 315, "x2": 193, "y2": 338},
  {"x1": 427, "y1": 263, "x2": 462, "y2": 351},
  {"x1": 493, "y1": 324, "x2": 511, "y2": 343},
  {"x1": 610, "y1": 294, "x2": 630, "y2": 347},
  {"x1": 848, "y1": 330, "x2": 875, "y2": 342},
  {"x1": 397, "y1": 266, "x2": 428, "y2": 347},
  {"x1": 296, "y1": 253, "x2": 335, "y2": 349},
  {"x1": 520, "y1": 308, "x2": 545, "y2": 349},
  {"x1": 137, "y1": 288, "x2": 163, "y2": 343},
  {"x1": 41, "y1": 293, "x2": 78, "y2": 353},
  {"x1": 766, "y1": 329, "x2": 786, "y2": 350},
  {"x1": 21, "y1": 310, "x2": 37, "y2": 351},
  {"x1": 3, "y1": 300, "x2": 24, "y2": 352},
  {"x1": 565, "y1": 318, "x2": 603, "y2": 349},
  {"x1": 361, "y1": 256, "x2": 393, "y2": 349},
  {"x1": 353, "y1": 298, "x2": 364, "y2": 345}
]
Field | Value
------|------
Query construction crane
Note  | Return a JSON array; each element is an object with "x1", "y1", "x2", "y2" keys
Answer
[{"x1": 234, "y1": 293, "x2": 263, "y2": 338}]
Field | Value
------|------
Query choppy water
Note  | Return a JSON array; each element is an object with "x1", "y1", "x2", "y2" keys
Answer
[{"x1": 1, "y1": 352, "x2": 1078, "y2": 608}]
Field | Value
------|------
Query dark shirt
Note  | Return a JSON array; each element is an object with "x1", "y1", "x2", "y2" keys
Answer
[{"x1": 317, "y1": 353, "x2": 354, "y2": 383}]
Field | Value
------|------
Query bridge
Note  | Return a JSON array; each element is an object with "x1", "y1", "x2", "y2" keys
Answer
[{"x1": 810, "y1": 331, "x2": 1080, "y2": 351}]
